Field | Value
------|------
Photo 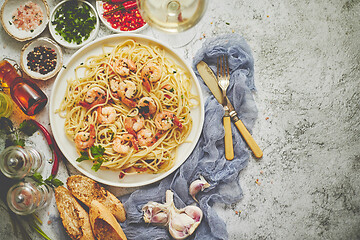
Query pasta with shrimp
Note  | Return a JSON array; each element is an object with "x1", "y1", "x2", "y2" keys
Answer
[{"x1": 56, "y1": 39, "x2": 198, "y2": 178}]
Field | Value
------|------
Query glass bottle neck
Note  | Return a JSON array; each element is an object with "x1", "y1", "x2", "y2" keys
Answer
[{"x1": 0, "y1": 60, "x2": 21, "y2": 86}]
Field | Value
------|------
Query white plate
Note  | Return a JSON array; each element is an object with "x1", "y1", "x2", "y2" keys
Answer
[
  {"x1": 49, "y1": 34, "x2": 204, "y2": 187},
  {"x1": 96, "y1": 1, "x2": 147, "y2": 33},
  {"x1": 20, "y1": 37, "x2": 63, "y2": 81},
  {"x1": 0, "y1": 0, "x2": 49, "y2": 41},
  {"x1": 49, "y1": 0, "x2": 99, "y2": 49}
]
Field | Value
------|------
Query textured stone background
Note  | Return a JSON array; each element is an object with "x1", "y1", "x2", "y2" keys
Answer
[{"x1": 0, "y1": 0, "x2": 359, "y2": 239}]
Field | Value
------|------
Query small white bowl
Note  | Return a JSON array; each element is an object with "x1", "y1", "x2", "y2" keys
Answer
[
  {"x1": 96, "y1": 1, "x2": 147, "y2": 33},
  {"x1": 20, "y1": 37, "x2": 63, "y2": 81},
  {"x1": 49, "y1": 0, "x2": 99, "y2": 49},
  {"x1": 0, "y1": 0, "x2": 49, "y2": 41}
]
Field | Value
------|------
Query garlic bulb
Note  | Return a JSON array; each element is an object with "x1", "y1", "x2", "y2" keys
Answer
[
  {"x1": 142, "y1": 190, "x2": 203, "y2": 239},
  {"x1": 189, "y1": 175, "x2": 210, "y2": 202}
]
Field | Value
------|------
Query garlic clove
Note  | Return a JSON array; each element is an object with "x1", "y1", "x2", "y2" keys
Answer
[
  {"x1": 142, "y1": 201, "x2": 169, "y2": 225},
  {"x1": 184, "y1": 206, "x2": 203, "y2": 223},
  {"x1": 151, "y1": 212, "x2": 168, "y2": 224},
  {"x1": 184, "y1": 206, "x2": 203, "y2": 235},
  {"x1": 189, "y1": 175, "x2": 210, "y2": 202},
  {"x1": 170, "y1": 213, "x2": 195, "y2": 231}
]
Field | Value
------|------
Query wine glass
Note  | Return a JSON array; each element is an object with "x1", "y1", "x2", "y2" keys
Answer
[{"x1": 137, "y1": 0, "x2": 208, "y2": 48}]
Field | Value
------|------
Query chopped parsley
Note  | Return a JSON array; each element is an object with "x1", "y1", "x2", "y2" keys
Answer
[
  {"x1": 76, "y1": 145, "x2": 106, "y2": 172},
  {"x1": 51, "y1": 1, "x2": 96, "y2": 45}
]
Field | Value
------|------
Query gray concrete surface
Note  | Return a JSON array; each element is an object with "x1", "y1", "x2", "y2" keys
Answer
[{"x1": 0, "y1": 0, "x2": 359, "y2": 239}]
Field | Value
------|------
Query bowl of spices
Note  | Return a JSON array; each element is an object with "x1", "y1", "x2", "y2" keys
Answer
[
  {"x1": 96, "y1": 0, "x2": 147, "y2": 33},
  {"x1": 0, "y1": 0, "x2": 49, "y2": 41},
  {"x1": 20, "y1": 37, "x2": 63, "y2": 80},
  {"x1": 49, "y1": 0, "x2": 99, "y2": 49}
]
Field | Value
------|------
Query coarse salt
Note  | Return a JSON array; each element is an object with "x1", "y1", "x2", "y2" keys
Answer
[{"x1": 12, "y1": 1, "x2": 43, "y2": 32}]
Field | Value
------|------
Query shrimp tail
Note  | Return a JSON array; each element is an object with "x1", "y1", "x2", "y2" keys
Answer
[
  {"x1": 121, "y1": 97, "x2": 137, "y2": 108},
  {"x1": 89, "y1": 124, "x2": 96, "y2": 138},
  {"x1": 148, "y1": 131, "x2": 163, "y2": 146},
  {"x1": 142, "y1": 78, "x2": 151, "y2": 92},
  {"x1": 131, "y1": 138, "x2": 139, "y2": 151},
  {"x1": 79, "y1": 100, "x2": 92, "y2": 109},
  {"x1": 173, "y1": 116, "x2": 183, "y2": 129},
  {"x1": 96, "y1": 107, "x2": 102, "y2": 121},
  {"x1": 125, "y1": 125, "x2": 137, "y2": 137}
]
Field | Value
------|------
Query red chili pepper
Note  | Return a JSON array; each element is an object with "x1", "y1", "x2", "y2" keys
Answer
[
  {"x1": 29, "y1": 119, "x2": 62, "y2": 177},
  {"x1": 103, "y1": 1, "x2": 137, "y2": 16}
]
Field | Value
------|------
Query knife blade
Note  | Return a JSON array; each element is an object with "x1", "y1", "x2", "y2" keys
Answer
[{"x1": 196, "y1": 61, "x2": 263, "y2": 158}]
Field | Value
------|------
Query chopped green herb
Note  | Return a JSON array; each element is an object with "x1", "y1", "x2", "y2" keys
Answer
[
  {"x1": 8, "y1": 21, "x2": 12, "y2": 25},
  {"x1": 91, "y1": 145, "x2": 105, "y2": 157},
  {"x1": 76, "y1": 151, "x2": 89, "y2": 162},
  {"x1": 91, "y1": 159, "x2": 103, "y2": 172},
  {"x1": 226, "y1": 22, "x2": 230, "y2": 25},
  {"x1": 51, "y1": 1, "x2": 96, "y2": 45}
]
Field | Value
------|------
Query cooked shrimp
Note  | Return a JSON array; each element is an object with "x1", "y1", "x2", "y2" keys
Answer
[
  {"x1": 125, "y1": 114, "x2": 145, "y2": 136},
  {"x1": 97, "y1": 106, "x2": 116, "y2": 124},
  {"x1": 137, "y1": 97, "x2": 157, "y2": 116},
  {"x1": 154, "y1": 110, "x2": 183, "y2": 131},
  {"x1": 137, "y1": 129, "x2": 156, "y2": 147},
  {"x1": 118, "y1": 80, "x2": 137, "y2": 108},
  {"x1": 85, "y1": 87, "x2": 106, "y2": 104},
  {"x1": 113, "y1": 134, "x2": 138, "y2": 154},
  {"x1": 74, "y1": 125, "x2": 96, "y2": 150},
  {"x1": 113, "y1": 58, "x2": 136, "y2": 77},
  {"x1": 109, "y1": 80, "x2": 121, "y2": 98},
  {"x1": 141, "y1": 62, "x2": 162, "y2": 91},
  {"x1": 141, "y1": 62, "x2": 162, "y2": 82},
  {"x1": 79, "y1": 87, "x2": 106, "y2": 109}
]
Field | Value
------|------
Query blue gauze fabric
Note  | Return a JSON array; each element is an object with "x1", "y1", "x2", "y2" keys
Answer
[{"x1": 120, "y1": 33, "x2": 258, "y2": 240}]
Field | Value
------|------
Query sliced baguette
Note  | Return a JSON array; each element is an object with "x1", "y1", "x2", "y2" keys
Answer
[
  {"x1": 89, "y1": 200, "x2": 127, "y2": 240},
  {"x1": 54, "y1": 186, "x2": 95, "y2": 240},
  {"x1": 67, "y1": 175, "x2": 126, "y2": 222}
]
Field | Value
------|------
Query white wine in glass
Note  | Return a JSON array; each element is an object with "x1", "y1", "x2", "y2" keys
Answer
[{"x1": 137, "y1": 0, "x2": 208, "y2": 47}]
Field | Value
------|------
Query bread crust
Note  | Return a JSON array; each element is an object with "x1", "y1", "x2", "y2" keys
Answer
[
  {"x1": 67, "y1": 175, "x2": 126, "y2": 222},
  {"x1": 89, "y1": 200, "x2": 127, "y2": 240},
  {"x1": 55, "y1": 186, "x2": 95, "y2": 240}
]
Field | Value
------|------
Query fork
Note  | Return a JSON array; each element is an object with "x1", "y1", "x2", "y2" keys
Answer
[{"x1": 217, "y1": 55, "x2": 234, "y2": 160}]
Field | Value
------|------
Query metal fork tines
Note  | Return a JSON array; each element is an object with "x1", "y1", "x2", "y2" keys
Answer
[
  {"x1": 217, "y1": 55, "x2": 230, "y2": 110},
  {"x1": 217, "y1": 55, "x2": 234, "y2": 160}
]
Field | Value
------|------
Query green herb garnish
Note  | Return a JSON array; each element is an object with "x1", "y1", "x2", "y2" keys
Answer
[
  {"x1": 31, "y1": 172, "x2": 64, "y2": 188},
  {"x1": 51, "y1": 1, "x2": 96, "y2": 45},
  {"x1": 76, "y1": 145, "x2": 106, "y2": 172},
  {"x1": 18, "y1": 120, "x2": 38, "y2": 136}
]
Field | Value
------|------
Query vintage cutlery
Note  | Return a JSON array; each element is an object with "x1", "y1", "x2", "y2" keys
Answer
[
  {"x1": 196, "y1": 60, "x2": 263, "y2": 159},
  {"x1": 217, "y1": 55, "x2": 234, "y2": 160}
]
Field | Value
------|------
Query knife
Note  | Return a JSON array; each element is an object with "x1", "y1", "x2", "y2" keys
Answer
[{"x1": 196, "y1": 61, "x2": 263, "y2": 158}]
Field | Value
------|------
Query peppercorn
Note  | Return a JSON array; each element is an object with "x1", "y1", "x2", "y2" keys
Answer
[{"x1": 26, "y1": 45, "x2": 57, "y2": 75}]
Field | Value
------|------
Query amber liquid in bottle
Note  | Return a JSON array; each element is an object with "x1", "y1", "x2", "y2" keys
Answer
[{"x1": 0, "y1": 60, "x2": 47, "y2": 116}]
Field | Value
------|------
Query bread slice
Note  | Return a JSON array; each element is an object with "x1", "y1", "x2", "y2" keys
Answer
[
  {"x1": 54, "y1": 186, "x2": 95, "y2": 240},
  {"x1": 89, "y1": 200, "x2": 127, "y2": 240},
  {"x1": 67, "y1": 175, "x2": 126, "y2": 222}
]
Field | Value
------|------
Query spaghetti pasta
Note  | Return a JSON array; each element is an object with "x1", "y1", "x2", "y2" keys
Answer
[{"x1": 56, "y1": 39, "x2": 197, "y2": 178}]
